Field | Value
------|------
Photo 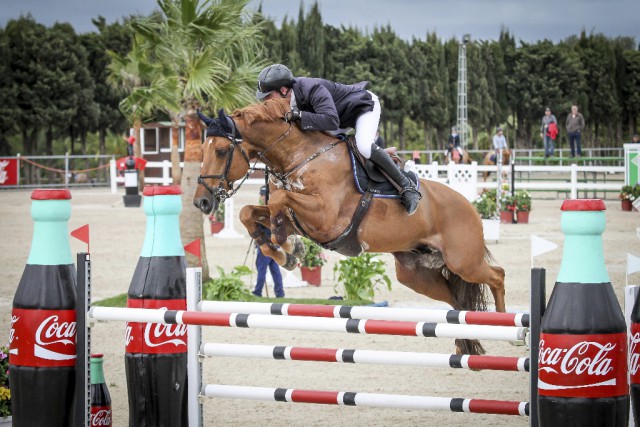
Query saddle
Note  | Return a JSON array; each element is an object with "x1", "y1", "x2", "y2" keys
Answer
[{"x1": 290, "y1": 136, "x2": 419, "y2": 257}]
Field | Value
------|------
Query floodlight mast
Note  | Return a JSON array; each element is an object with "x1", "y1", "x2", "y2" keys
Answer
[{"x1": 457, "y1": 34, "x2": 471, "y2": 149}]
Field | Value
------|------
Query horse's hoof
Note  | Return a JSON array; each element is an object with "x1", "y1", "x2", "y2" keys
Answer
[
  {"x1": 291, "y1": 236, "x2": 306, "y2": 259},
  {"x1": 282, "y1": 253, "x2": 298, "y2": 271}
]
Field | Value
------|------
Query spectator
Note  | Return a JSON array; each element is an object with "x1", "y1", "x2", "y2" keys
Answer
[
  {"x1": 540, "y1": 107, "x2": 558, "y2": 158},
  {"x1": 252, "y1": 186, "x2": 284, "y2": 298},
  {"x1": 565, "y1": 105, "x2": 585, "y2": 157},
  {"x1": 631, "y1": 134, "x2": 640, "y2": 144}
]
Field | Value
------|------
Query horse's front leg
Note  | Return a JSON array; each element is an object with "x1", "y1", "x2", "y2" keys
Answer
[{"x1": 239, "y1": 205, "x2": 299, "y2": 270}]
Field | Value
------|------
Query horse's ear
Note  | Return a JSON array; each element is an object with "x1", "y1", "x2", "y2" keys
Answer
[
  {"x1": 197, "y1": 110, "x2": 214, "y2": 126},
  {"x1": 217, "y1": 108, "x2": 234, "y2": 134}
]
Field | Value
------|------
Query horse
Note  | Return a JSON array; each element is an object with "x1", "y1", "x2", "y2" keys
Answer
[
  {"x1": 482, "y1": 149, "x2": 511, "y2": 181},
  {"x1": 193, "y1": 98, "x2": 506, "y2": 355},
  {"x1": 445, "y1": 146, "x2": 471, "y2": 164}
]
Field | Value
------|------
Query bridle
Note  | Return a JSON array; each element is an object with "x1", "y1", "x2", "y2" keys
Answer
[{"x1": 197, "y1": 113, "x2": 343, "y2": 203}]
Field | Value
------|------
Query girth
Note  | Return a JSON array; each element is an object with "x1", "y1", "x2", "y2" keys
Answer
[{"x1": 290, "y1": 190, "x2": 374, "y2": 257}]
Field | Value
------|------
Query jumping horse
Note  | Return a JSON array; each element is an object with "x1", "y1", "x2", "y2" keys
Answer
[{"x1": 193, "y1": 98, "x2": 506, "y2": 355}]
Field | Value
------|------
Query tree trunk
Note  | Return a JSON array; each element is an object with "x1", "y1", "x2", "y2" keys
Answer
[
  {"x1": 46, "y1": 125, "x2": 55, "y2": 184},
  {"x1": 132, "y1": 117, "x2": 145, "y2": 189},
  {"x1": 398, "y1": 119, "x2": 405, "y2": 151},
  {"x1": 99, "y1": 128, "x2": 107, "y2": 183},
  {"x1": 170, "y1": 113, "x2": 182, "y2": 185},
  {"x1": 180, "y1": 111, "x2": 209, "y2": 279}
]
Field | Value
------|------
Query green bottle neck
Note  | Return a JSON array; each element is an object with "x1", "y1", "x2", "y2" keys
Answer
[
  {"x1": 27, "y1": 199, "x2": 73, "y2": 265},
  {"x1": 90, "y1": 358, "x2": 105, "y2": 384},
  {"x1": 140, "y1": 194, "x2": 184, "y2": 257},
  {"x1": 557, "y1": 210, "x2": 609, "y2": 283}
]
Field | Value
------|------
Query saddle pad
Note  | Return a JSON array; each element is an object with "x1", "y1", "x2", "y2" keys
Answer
[{"x1": 349, "y1": 148, "x2": 420, "y2": 198}]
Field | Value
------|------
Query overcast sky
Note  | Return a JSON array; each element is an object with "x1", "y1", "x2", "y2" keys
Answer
[{"x1": 1, "y1": 0, "x2": 638, "y2": 43}]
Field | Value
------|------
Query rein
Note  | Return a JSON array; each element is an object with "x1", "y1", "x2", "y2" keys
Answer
[{"x1": 199, "y1": 116, "x2": 344, "y2": 200}]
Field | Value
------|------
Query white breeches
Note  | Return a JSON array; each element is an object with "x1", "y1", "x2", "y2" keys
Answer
[{"x1": 354, "y1": 91, "x2": 381, "y2": 159}]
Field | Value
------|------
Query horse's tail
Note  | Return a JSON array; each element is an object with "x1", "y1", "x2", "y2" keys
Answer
[{"x1": 445, "y1": 250, "x2": 491, "y2": 355}]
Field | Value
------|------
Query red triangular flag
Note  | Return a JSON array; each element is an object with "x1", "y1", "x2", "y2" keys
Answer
[
  {"x1": 71, "y1": 224, "x2": 90, "y2": 253},
  {"x1": 184, "y1": 239, "x2": 201, "y2": 263}
]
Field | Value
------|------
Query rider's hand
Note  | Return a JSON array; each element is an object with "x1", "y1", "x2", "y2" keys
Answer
[{"x1": 285, "y1": 109, "x2": 301, "y2": 122}]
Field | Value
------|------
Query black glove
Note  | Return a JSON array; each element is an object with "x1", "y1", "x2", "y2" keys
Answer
[{"x1": 285, "y1": 109, "x2": 301, "y2": 122}]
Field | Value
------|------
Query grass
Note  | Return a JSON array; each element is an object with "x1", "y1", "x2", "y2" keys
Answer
[{"x1": 93, "y1": 293, "x2": 373, "y2": 307}]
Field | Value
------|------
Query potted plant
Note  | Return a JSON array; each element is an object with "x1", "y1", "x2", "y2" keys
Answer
[
  {"x1": 514, "y1": 190, "x2": 532, "y2": 224},
  {"x1": 208, "y1": 202, "x2": 225, "y2": 234},
  {"x1": 472, "y1": 190, "x2": 500, "y2": 241},
  {"x1": 298, "y1": 237, "x2": 327, "y2": 286},
  {"x1": 499, "y1": 192, "x2": 516, "y2": 224},
  {"x1": 620, "y1": 185, "x2": 640, "y2": 212},
  {"x1": 333, "y1": 253, "x2": 392, "y2": 301},
  {"x1": 0, "y1": 344, "x2": 11, "y2": 425}
]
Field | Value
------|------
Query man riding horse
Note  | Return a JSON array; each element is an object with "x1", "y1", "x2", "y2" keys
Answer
[{"x1": 255, "y1": 64, "x2": 421, "y2": 215}]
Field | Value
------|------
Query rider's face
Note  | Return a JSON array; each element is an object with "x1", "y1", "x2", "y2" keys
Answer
[{"x1": 263, "y1": 87, "x2": 291, "y2": 102}]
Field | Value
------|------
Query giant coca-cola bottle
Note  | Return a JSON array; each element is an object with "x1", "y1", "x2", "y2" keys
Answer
[
  {"x1": 538, "y1": 199, "x2": 628, "y2": 426},
  {"x1": 10, "y1": 189, "x2": 77, "y2": 426},
  {"x1": 629, "y1": 268, "x2": 640, "y2": 422},
  {"x1": 125, "y1": 185, "x2": 188, "y2": 426},
  {"x1": 90, "y1": 353, "x2": 112, "y2": 426}
]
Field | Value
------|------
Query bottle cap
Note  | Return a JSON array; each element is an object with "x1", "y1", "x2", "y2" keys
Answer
[
  {"x1": 143, "y1": 185, "x2": 182, "y2": 196},
  {"x1": 561, "y1": 199, "x2": 606, "y2": 211},
  {"x1": 31, "y1": 189, "x2": 72, "y2": 200},
  {"x1": 91, "y1": 353, "x2": 104, "y2": 359}
]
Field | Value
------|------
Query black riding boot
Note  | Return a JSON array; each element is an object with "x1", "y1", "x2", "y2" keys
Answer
[{"x1": 369, "y1": 144, "x2": 422, "y2": 215}]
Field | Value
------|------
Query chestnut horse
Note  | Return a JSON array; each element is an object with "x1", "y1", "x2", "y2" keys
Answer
[
  {"x1": 445, "y1": 147, "x2": 471, "y2": 164},
  {"x1": 482, "y1": 149, "x2": 511, "y2": 181},
  {"x1": 194, "y1": 98, "x2": 506, "y2": 355}
]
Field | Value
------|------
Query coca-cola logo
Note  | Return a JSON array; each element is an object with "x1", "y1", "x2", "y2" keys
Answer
[
  {"x1": 143, "y1": 321, "x2": 187, "y2": 348},
  {"x1": 10, "y1": 308, "x2": 76, "y2": 367},
  {"x1": 538, "y1": 333, "x2": 627, "y2": 398},
  {"x1": 539, "y1": 340, "x2": 615, "y2": 377},
  {"x1": 629, "y1": 327, "x2": 640, "y2": 383},
  {"x1": 91, "y1": 408, "x2": 112, "y2": 426},
  {"x1": 34, "y1": 315, "x2": 76, "y2": 361}
]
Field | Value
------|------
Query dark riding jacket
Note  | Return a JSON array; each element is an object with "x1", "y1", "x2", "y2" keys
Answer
[{"x1": 291, "y1": 77, "x2": 375, "y2": 132}]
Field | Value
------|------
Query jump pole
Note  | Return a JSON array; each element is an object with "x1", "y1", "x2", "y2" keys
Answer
[
  {"x1": 202, "y1": 384, "x2": 529, "y2": 416},
  {"x1": 198, "y1": 300, "x2": 530, "y2": 327},
  {"x1": 201, "y1": 342, "x2": 529, "y2": 372},
  {"x1": 88, "y1": 307, "x2": 527, "y2": 342}
]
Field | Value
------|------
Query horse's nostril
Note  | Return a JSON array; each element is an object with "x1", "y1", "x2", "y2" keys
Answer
[{"x1": 199, "y1": 199, "x2": 211, "y2": 213}]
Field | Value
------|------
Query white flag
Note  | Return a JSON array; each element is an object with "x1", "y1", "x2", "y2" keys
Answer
[
  {"x1": 628, "y1": 253, "x2": 640, "y2": 275},
  {"x1": 531, "y1": 235, "x2": 558, "y2": 258}
]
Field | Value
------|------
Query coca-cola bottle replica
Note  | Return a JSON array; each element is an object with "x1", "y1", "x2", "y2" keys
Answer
[
  {"x1": 9, "y1": 189, "x2": 77, "y2": 426},
  {"x1": 630, "y1": 265, "x2": 640, "y2": 422},
  {"x1": 538, "y1": 199, "x2": 628, "y2": 426},
  {"x1": 125, "y1": 185, "x2": 188, "y2": 426},
  {"x1": 90, "y1": 354, "x2": 112, "y2": 426}
]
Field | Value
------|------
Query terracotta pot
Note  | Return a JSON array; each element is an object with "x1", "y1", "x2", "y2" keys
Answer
[
  {"x1": 516, "y1": 210, "x2": 530, "y2": 224},
  {"x1": 622, "y1": 199, "x2": 632, "y2": 212},
  {"x1": 500, "y1": 210, "x2": 514, "y2": 224},
  {"x1": 300, "y1": 266, "x2": 322, "y2": 286},
  {"x1": 210, "y1": 221, "x2": 224, "y2": 234}
]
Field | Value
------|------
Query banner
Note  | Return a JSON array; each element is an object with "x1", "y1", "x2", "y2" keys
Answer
[{"x1": 0, "y1": 158, "x2": 19, "y2": 186}]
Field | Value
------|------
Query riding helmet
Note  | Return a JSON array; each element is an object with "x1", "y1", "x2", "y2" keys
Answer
[{"x1": 256, "y1": 64, "x2": 295, "y2": 100}]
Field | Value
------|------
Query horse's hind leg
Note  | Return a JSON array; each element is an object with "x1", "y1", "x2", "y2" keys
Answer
[
  {"x1": 448, "y1": 255, "x2": 506, "y2": 313},
  {"x1": 394, "y1": 252, "x2": 485, "y2": 355}
]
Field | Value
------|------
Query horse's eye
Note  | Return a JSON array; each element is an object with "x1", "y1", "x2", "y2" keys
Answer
[{"x1": 216, "y1": 149, "x2": 228, "y2": 157}]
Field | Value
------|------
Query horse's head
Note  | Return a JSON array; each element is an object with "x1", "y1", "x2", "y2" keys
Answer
[
  {"x1": 193, "y1": 108, "x2": 251, "y2": 214},
  {"x1": 193, "y1": 99, "x2": 292, "y2": 214}
]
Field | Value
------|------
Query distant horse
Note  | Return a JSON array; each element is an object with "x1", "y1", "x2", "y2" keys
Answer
[
  {"x1": 445, "y1": 146, "x2": 471, "y2": 164},
  {"x1": 482, "y1": 149, "x2": 511, "y2": 181},
  {"x1": 193, "y1": 98, "x2": 506, "y2": 355}
]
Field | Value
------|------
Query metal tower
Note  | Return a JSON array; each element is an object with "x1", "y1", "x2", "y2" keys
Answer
[{"x1": 457, "y1": 34, "x2": 471, "y2": 148}]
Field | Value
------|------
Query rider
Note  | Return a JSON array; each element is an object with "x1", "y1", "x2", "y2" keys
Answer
[
  {"x1": 255, "y1": 64, "x2": 421, "y2": 215},
  {"x1": 492, "y1": 127, "x2": 508, "y2": 162},
  {"x1": 447, "y1": 126, "x2": 464, "y2": 161}
]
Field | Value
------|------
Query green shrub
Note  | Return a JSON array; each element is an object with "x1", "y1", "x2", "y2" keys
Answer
[
  {"x1": 204, "y1": 265, "x2": 253, "y2": 301},
  {"x1": 333, "y1": 253, "x2": 391, "y2": 301}
]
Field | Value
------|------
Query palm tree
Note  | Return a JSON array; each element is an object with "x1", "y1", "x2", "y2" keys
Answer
[{"x1": 130, "y1": 0, "x2": 265, "y2": 278}]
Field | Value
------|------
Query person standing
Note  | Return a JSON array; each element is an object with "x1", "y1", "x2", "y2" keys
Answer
[
  {"x1": 540, "y1": 107, "x2": 558, "y2": 158},
  {"x1": 252, "y1": 186, "x2": 284, "y2": 298},
  {"x1": 630, "y1": 134, "x2": 640, "y2": 144},
  {"x1": 565, "y1": 105, "x2": 585, "y2": 157}
]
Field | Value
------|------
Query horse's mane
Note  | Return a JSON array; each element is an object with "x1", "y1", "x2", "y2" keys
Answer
[{"x1": 233, "y1": 98, "x2": 290, "y2": 125}]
